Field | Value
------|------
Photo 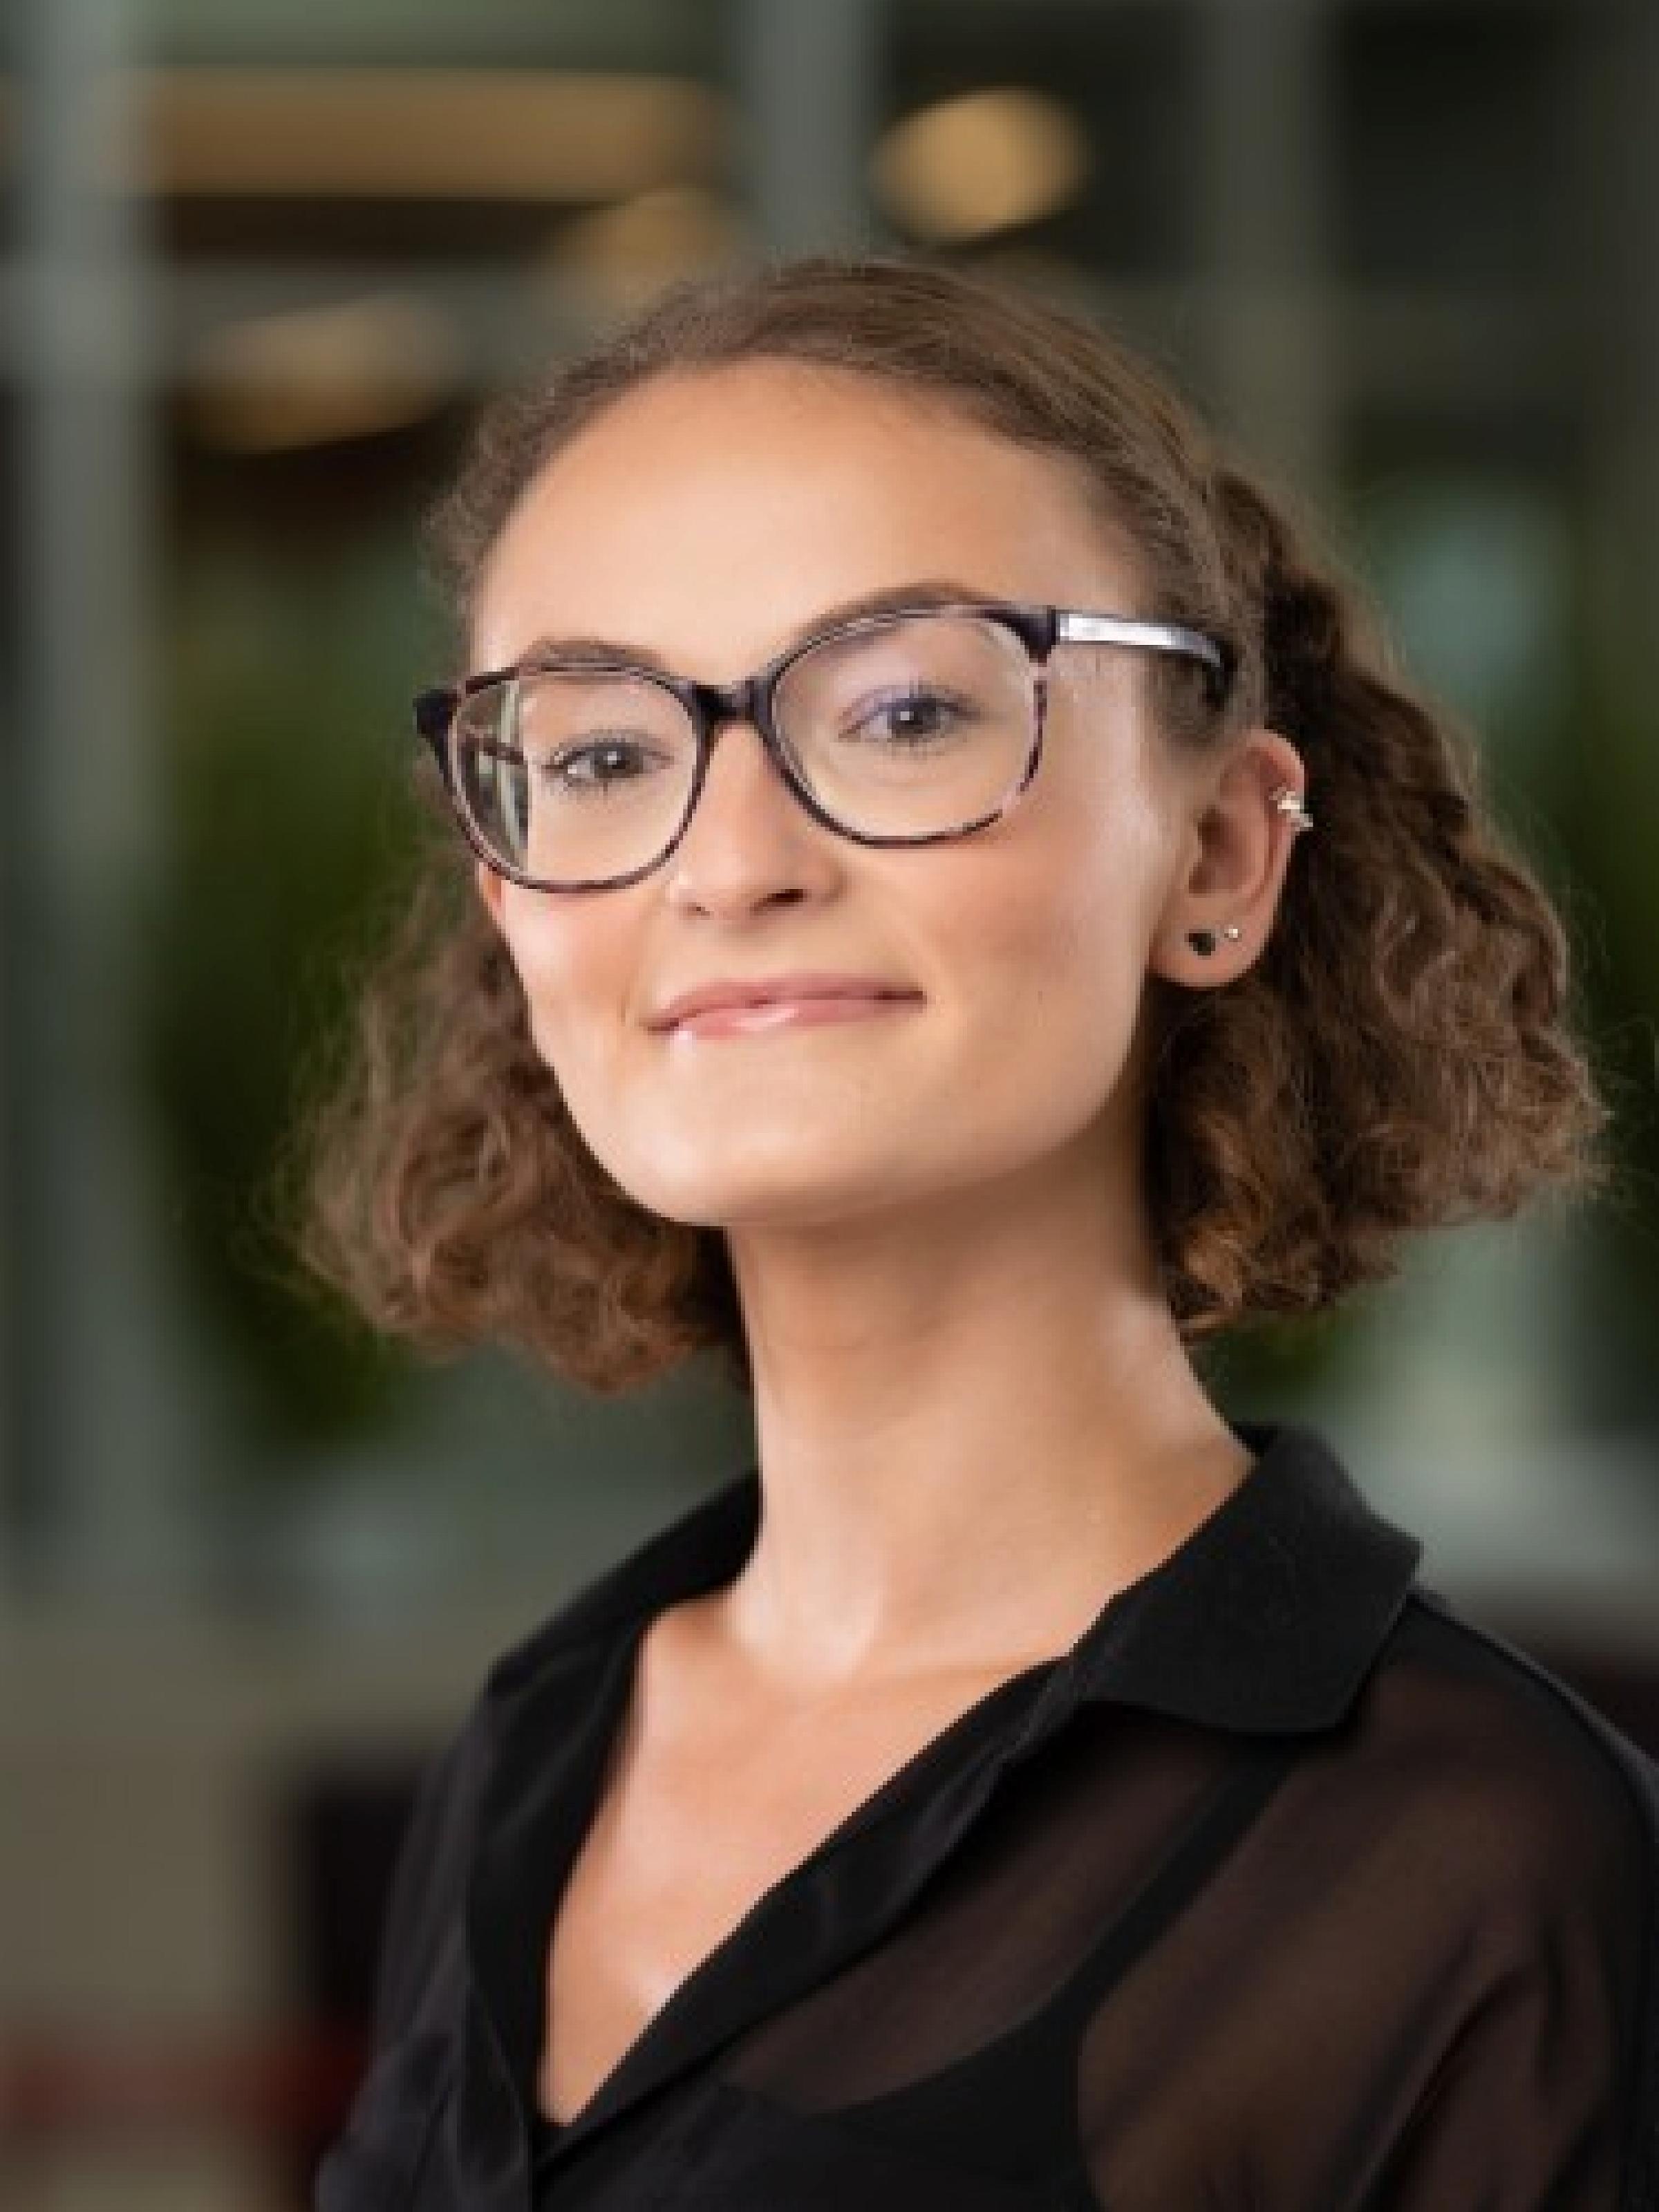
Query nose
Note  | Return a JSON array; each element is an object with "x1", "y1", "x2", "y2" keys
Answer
[{"x1": 660, "y1": 713, "x2": 835, "y2": 915}]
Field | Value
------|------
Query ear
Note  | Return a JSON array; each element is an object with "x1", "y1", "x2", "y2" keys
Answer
[{"x1": 1147, "y1": 728, "x2": 1311, "y2": 988}]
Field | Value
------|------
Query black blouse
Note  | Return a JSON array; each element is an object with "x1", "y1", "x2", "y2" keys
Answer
[{"x1": 313, "y1": 1419, "x2": 1659, "y2": 2210}]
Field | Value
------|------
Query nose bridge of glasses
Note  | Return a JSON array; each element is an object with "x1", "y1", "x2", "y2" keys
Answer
[
  {"x1": 688, "y1": 670, "x2": 765, "y2": 732},
  {"x1": 684, "y1": 672, "x2": 793, "y2": 776}
]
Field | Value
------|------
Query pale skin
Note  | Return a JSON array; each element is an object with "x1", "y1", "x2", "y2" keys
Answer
[{"x1": 469, "y1": 357, "x2": 1309, "y2": 2124}]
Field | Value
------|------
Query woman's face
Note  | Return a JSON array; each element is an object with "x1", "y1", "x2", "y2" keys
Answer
[{"x1": 470, "y1": 357, "x2": 1266, "y2": 1235}]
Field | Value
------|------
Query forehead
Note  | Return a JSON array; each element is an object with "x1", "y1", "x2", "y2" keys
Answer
[{"x1": 469, "y1": 359, "x2": 1137, "y2": 674}]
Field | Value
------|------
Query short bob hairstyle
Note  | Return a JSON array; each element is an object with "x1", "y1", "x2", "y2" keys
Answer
[{"x1": 292, "y1": 251, "x2": 1609, "y2": 1401}]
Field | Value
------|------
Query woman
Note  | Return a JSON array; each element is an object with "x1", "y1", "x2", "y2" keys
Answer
[{"x1": 301, "y1": 254, "x2": 1659, "y2": 2209}]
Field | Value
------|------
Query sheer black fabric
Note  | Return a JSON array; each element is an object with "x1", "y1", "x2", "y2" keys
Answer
[{"x1": 313, "y1": 1421, "x2": 1659, "y2": 2210}]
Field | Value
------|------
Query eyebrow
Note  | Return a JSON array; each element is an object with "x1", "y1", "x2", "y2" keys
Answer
[{"x1": 494, "y1": 577, "x2": 1004, "y2": 678}]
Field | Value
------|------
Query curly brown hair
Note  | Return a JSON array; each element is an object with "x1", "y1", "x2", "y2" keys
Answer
[{"x1": 288, "y1": 250, "x2": 1611, "y2": 1403}]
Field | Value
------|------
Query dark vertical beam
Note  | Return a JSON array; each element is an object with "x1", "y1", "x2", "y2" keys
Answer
[
  {"x1": 733, "y1": 0, "x2": 890, "y2": 259},
  {"x1": 9, "y1": 0, "x2": 194, "y2": 1593},
  {"x1": 1197, "y1": 0, "x2": 1340, "y2": 498}
]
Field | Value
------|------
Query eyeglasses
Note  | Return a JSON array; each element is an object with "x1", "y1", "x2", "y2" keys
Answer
[{"x1": 413, "y1": 598, "x2": 1234, "y2": 893}]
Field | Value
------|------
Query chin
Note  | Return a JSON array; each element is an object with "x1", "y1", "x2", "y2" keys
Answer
[{"x1": 620, "y1": 1154, "x2": 921, "y2": 1233}]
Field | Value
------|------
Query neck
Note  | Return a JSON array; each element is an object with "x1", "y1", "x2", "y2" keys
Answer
[{"x1": 714, "y1": 1143, "x2": 1253, "y2": 1696}]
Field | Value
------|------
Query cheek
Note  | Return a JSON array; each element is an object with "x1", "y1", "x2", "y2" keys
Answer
[
  {"x1": 890, "y1": 836, "x2": 1155, "y2": 1175},
  {"x1": 992, "y1": 890, "x2": 1148, "y2": 1111},
  {"x1": 491, "y1": 892, "x2": 626, "y2": 1086},
  {"x1": 971, "y1": 758, "x2": 1165, "y2": 1041}
]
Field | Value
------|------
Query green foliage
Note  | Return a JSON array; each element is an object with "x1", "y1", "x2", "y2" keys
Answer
[{"x1": 143, "y1": 523, "x2": 445, "y2": 1474}]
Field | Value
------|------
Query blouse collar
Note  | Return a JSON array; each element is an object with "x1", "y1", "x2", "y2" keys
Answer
[{"x1": 479, "y1": 1418, "x2": 1425, "y2": 1740}]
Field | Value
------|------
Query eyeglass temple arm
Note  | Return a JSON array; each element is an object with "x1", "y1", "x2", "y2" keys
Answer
[{"x1": 1054, "y1": 612, "x2": 1230, "y2": 682}]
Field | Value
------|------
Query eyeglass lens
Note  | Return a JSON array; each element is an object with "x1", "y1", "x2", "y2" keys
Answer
[{"x1": 448, "y1": 613, "x2": 1038, "y2": 887}]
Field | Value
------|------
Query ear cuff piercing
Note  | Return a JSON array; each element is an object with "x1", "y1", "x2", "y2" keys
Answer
[{"x1": 1185, "y1": 784, "x2": 1313, "y2": 957}]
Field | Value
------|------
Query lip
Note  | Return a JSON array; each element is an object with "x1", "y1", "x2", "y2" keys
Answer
[
  {"x1": 648, "y1": 973, "x2": 922, "y2": 1032},
  {"x1": 669, "y1": 996, "x2": 921, "y2": 1040}
]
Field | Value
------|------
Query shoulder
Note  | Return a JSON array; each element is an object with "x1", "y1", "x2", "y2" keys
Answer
[
  {"x1": 1297, "y1": 1586, "x2": 1659, "y2": 2196},
  {"x1": 364, "y1": 1678, "x2": 503, "y2": 2043},
  {"x1": 362, "y1": 1521, "x2": 684, "y2": 2042},
  {"x1": 1365, "y1": 1584, "x2": 1659, "y2": 1879},
  {"x1": 1340, "y1": 1584, "x2": 1659, "y2": 2051}
]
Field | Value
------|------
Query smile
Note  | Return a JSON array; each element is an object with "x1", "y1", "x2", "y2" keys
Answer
[{"x1": 664, "y1": 995, "x2": 923, "y2": 1040}]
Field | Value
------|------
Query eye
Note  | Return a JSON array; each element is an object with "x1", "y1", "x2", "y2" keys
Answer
[
  {"x1": 539, "y1": 735, "x2": 673, "y2": 794},
  {"x1": 841, "y1": 686, "x2": 976, "y2": 749}
]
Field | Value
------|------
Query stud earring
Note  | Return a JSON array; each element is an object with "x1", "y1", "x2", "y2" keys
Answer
[
  {"x1": 1269, "y1": 783, "x2": 1313, "y2": 832},
  {"x1": 1188, "y1": 924, "x2": 1244, "y2": 956}
]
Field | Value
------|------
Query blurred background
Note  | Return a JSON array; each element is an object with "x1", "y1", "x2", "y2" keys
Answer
[{"x1": 2, "y1": 0, "x2": 1657, "y2": 2205}]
